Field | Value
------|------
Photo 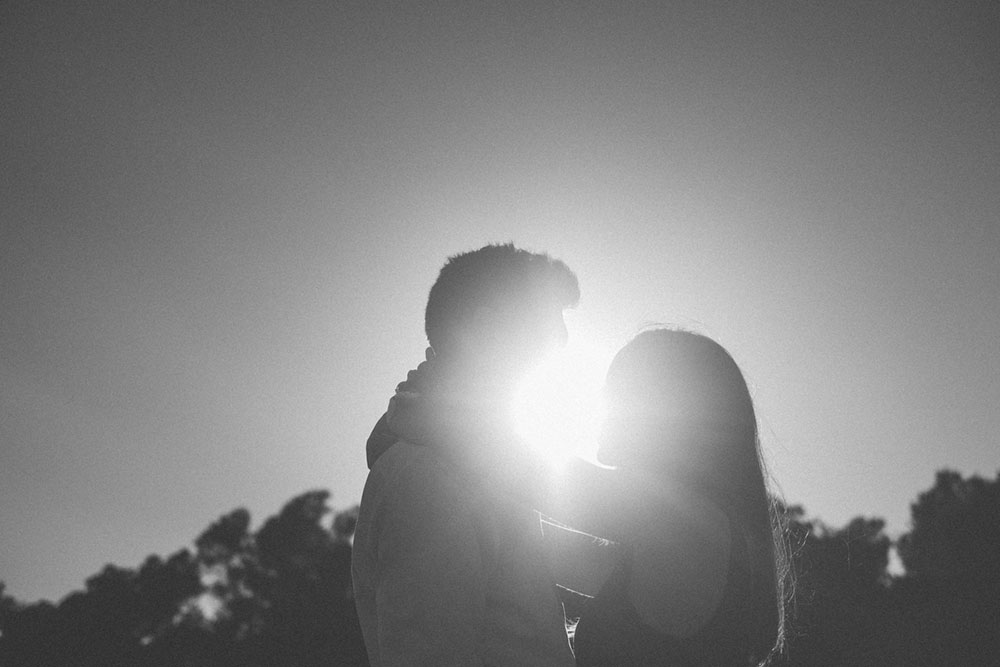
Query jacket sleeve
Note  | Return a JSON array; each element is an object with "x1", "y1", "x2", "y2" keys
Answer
[{"x1": 372, "y1": 453, "x2": 486, "y2": 666}]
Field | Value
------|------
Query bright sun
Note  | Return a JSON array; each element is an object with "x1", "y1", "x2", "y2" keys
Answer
[{"x1": 512, "y1": 339, "x2": 610, "y2": 465}]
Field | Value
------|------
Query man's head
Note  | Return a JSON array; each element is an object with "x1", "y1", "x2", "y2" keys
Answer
[{"x1": 425, "y1": 243, "x2": 579, "y2": 380}]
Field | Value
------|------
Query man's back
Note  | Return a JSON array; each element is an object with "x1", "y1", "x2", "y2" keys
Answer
[{"x1": 352, "y1": 440, "x2": 575, "y2": 667}]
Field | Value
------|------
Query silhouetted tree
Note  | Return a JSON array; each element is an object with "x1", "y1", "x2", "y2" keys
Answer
[
  {"x1": 897, "y1": 469, "x2": 1000, "y2": 579},
  {"x1": 0, "y1": 598, "x2": 59, "y2": 665},
  {"x1": 6, "y1": 472, "x2": 999, "y2": 666},
  {"x1": 774, "y1": 470, "x2": 1000, "y2": 667},
  {"x1": 0, "y1": 551, "x2": 200, "y2": 667},
  {"x1": 252, "y1": 491, "x2": 366, "y2": 666},
  {"x1": 0, "y1": 491, "x2": 367, "y2": 667},
  {"x1": 888, "y1": 470, "x2": 1000, "y2": 667},
  {"x1": 776, "y1": 505, "x2": 894, "y2": 666}
]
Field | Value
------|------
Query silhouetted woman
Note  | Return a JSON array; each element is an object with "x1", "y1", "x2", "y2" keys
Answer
[{"x1": 548, "y1": 329, "x2": 788, "y2": 666}]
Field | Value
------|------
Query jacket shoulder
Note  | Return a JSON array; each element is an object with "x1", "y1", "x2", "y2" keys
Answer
[{"x1": 359, "y1": 440, "x2": 472, "y2": 527}]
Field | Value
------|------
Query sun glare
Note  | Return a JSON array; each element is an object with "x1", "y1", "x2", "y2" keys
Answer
[{"x1": 512, "y1": 339, "x2": 610, "y2": 466}]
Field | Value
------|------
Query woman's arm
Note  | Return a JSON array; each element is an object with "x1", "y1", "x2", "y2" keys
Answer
[
  {"x1": 539, "y1": 517, "x2": 624, "y2": 598},
  {"x1": 539, "y1": 457, "x2": 636, "y2": 541}
]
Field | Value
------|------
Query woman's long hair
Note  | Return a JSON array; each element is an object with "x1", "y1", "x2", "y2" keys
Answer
[{"x1": 597, "y1": 328, "x2": 790, "y2": 664}]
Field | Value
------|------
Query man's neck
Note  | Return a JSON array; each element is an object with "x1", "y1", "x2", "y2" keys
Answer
[{"x1": 431, "y1": 353, "x2": 525, "y2": 403}]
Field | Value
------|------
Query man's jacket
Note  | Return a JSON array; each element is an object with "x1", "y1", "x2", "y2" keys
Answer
[{"x1": 352, "y1": 369, "x2": 575, "y2": 667}]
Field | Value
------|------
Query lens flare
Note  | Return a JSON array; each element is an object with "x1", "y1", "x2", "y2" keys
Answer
[{"x1": 512, "y1": 341, "x2": 609, "y2": 465}]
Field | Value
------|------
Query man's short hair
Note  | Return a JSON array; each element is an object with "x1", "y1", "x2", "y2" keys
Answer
[{"x1": 425, "y1": 243, "x2": 579, "y2": 355}]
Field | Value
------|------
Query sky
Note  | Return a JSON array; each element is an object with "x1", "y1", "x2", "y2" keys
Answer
[{"x1": 2, "y1": 0, "x2": 998, "y2": 603}]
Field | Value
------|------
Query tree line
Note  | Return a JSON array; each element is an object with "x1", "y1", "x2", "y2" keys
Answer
[{"x1": 2, "y1": 469, "x2": 998, "y2": 666}]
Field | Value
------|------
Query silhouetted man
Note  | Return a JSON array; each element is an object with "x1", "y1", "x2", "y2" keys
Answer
[{"x1": 352, "y1": 243, "x2": 579, "y2": 666}]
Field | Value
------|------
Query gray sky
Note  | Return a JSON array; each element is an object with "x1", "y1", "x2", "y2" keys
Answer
[{"x1": 2, "y1": 0, "x2": 997, "y2": 603}]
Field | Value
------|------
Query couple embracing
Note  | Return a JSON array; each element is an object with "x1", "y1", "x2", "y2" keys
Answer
[{"x1": 352, "y1": 244, "x2": 789, "y2": 666}]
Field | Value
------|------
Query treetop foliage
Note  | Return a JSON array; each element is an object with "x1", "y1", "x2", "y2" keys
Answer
[
  {"x1": 897, "y1": 469, "x2": 1000, "y2": 580},
  {"x1": 1, "y1": 470, "x2": 998, "y2": 666},
  {"x1": 1, "y1": 491, "x2": 365, "y2": 667}
]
